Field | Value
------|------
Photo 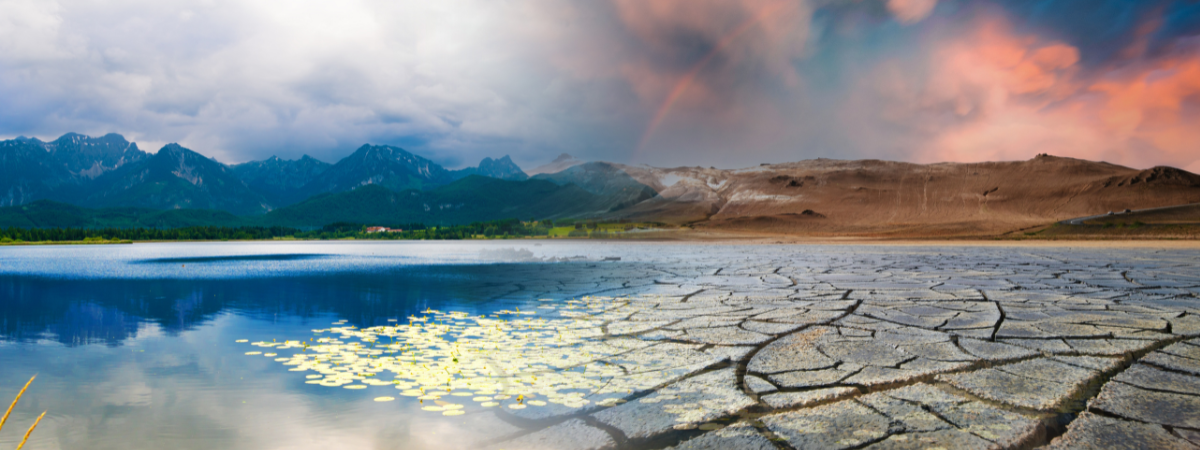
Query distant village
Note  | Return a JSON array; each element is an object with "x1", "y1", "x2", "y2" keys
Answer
[{"x1": 364, "y1": 226, "x2": 404, "y2": 233}]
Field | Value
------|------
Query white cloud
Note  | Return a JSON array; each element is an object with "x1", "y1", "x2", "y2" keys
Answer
[{"x1": 0, "y1": 0, "x2": 613, "y2": 167}]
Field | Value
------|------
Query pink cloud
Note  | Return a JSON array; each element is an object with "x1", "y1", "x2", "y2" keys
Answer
[
  {"x1": 519, "y1": 1, "x2": 1200, "y2": 170},
  {"x1": 887, "y1": 0, "x2": 938, "y2": 24},
  {"x1": 906, "y1": 15, "x2": 1200, "y2": 171}
]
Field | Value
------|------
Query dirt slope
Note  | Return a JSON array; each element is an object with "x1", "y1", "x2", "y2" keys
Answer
[{"x1": 602, "y1": 155, "x2": 1200, "y2": 237}]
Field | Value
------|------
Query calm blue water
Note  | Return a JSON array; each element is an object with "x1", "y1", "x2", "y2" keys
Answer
[{"x1": 0, "y1": 241, "x2": 637, "y2": 450}]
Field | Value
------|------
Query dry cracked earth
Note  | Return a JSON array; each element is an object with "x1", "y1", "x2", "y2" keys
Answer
[{"x1": 443, "y1": 246, "x2": 1200, "y2": 449}]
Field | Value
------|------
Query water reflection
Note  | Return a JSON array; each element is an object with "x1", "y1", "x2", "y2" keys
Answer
[
  {"x1": 132, "y1": 254, "x2": 334, "y2": 264},
  {"x1": 0, "y1": 242, "x2": 633, "y2": 450},
  {"x1": 0, "y1": 263, "x2": 593, "y2": 346}
]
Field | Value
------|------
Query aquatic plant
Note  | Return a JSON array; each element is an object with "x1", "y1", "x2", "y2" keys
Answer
[
  {"x1": 242, "y1": 296, "x2": 711, "y2": 417},
  {"x1": 1, "y1": 375, "x2": 46, "y2": 450}
]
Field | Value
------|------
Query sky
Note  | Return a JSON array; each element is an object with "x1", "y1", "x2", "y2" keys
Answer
[{"x1": 1, "y1": 0, "x2": 1198, "y2": 172}]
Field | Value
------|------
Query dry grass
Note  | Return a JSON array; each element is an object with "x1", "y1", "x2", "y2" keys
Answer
[
  {"x1": 14, "y1": 411, "x2": 45, "y2": 450},
  {"x1": 2, "y1": 376, "x2": 45, "y2": 450}
]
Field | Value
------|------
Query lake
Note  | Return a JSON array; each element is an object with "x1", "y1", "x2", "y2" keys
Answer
[{"x1": 2, "y1": 241, "x2": 1199, "y2": 450}]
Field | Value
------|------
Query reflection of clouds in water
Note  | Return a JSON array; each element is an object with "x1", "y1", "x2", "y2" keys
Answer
[
  {"x1": 479, "y1": 247, "x2": 595, "y2": 263},
  {"x1": 477, "y1": 247, "x2": 537, "y2": 262},
  {"x1": 2, "y1": 256, "x2": 636, "y2": 348},
  {"x1": 0, "y1": 314, "x2": 520, "y2": 450},
  {"x1": 132, "y1": 254, "x2": 333, "y2": 264},
  {"x1": 98, "y1": 381, "x2": 152, "y2": 407},
  {"x1": 0, "y1": 242, "x2": 632, "y2": 281}
]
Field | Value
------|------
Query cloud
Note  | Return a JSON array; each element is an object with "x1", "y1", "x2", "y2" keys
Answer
[
  {"x1": 0, "y1": 0, "x2": 616, "y2": 167},
  {"x1": 890, "y1": 13, "x2": 1200, "y2": 171},
  {"x1": 887, "y1": 0, "x2": 938, "y2": 24},
  {"x1": 608, "y1": 0, "x2": 815, "y2": 160},
  {"x1": 0, "y1": 0, "x2": 1197, "y2": 170}
]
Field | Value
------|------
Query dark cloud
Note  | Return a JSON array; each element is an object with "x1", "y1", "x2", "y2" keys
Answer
[{"x1": 1, "y1": 0, "x2": 1197, "y2": 172}]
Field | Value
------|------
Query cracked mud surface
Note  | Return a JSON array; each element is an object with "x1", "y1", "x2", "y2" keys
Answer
[
  {"x1": 327, "y1": 245, "x2": 1200, "y2": 449},
  {"x1": 461, "y1": 245, "x2": 1200, "y2": 450}
]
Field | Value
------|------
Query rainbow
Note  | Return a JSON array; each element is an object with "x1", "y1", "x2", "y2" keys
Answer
[{"x1": 636, "y1": 0, "x2": 793, "y2": 157}]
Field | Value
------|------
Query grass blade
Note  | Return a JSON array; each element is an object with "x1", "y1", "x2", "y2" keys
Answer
[
  {"x1": 0, "y1": 375, "x2": 36, "y2": 435},
  {"x1": 14, "y1": 411, "x2": 46, "y2": 450}
]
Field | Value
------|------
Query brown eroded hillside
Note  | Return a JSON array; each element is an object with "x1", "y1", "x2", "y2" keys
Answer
[{"x1": 602, "y1": 155, "x2": 1200, "y2": 237}]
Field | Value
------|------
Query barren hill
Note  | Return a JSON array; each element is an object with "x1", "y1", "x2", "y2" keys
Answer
[{"x1": 602, "y1": 155, "x2": 1200, "y2": 237}]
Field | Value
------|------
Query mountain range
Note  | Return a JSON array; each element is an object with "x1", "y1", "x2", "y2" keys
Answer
[
  {"x1": 0, "y1": 133, "x2": 531, "y2": 216},
  {"x1": 3, "y1": 132, "x2": 1199, "y2": 236}
]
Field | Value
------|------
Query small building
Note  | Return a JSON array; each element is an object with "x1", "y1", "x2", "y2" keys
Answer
[{"x1": 365, "y1": 226, "x2": 403, "y2": 233}]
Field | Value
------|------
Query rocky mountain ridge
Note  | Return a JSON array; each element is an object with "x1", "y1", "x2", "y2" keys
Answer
[
  {"x1": 83, "y1": 143, "x2": 270, "y2": 215},
  {"x1": 0, "y1": 133, "x2": 533, "y2": 213},
  {"x1": 3, "y1": 132, "x2": 1199, "y2": 236},
  {"x1": 451, "y1": 155, "x2": 528, "y2": 181}
]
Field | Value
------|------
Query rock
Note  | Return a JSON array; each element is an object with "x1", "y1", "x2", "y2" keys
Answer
[
  {"x1": 703, "y1": 345, "x2": 755, "y2": 362},
  {"x1": 1088, "y1": 381, "x2": 1200, "y2": 429},
  {"x1": 1160, "y1": 342, "x2": 1200, "y2": 360},
  {"x1": 608, "y1": 320, "x2": 673, "y2": 335},
  {"x1": 768, "y1": 368, "x2": 852, "y2": 388},
  {"x1": 899, "y1": 342, "x2": 977, "y2": 362},
  {"x1": 1169, "y1": 314, "x2": 1200, "y2": 336},
  {"x1": 760, "y1": 387, "x2": 857, "y2": 409},
  {"x1": 740, "y1": 320, "x2": 805, "y2": 335},
  {"x1": 856, "y1": 392, "x2": 951, "y2": 432},
  {"x1": 842, "y1": 359, "x2": 970, "y2": 387},
  {"x1": 591, "y1": 368, "x2": 754, "y2": 440},
  {"x1": 947, "y1": 328, "x2": 996, "y2": 339},
  {"x1": 941, "y1": 310, "x2": 1002, "y2": 330},
  {"x1": 678, "y1": 326, "x2": 772, "y2": 345},
  {"x1": 820, "y1": 340, "x2": 913, "y2": 367},
  {"x1": 767, "y1": 309, "x2": 846, "y2": 325},
  {"x1": 1140, "y1": 351, "x2": 1200, "y2": 376},
  {"x1": 1177, "y1": 428, "x2": 1200, "y2": 446},
  {"x1": 762, "y1": 400, "x2": 894, "y2": 449},
  {"x1": 638, "y1": 329, "x2": 685, "y2": 340},
  {"x1": 882, "y1": 384, "x2": 969, "y2": 410},
  {"x1": 877, "y1": 384, "x2": 1041, "y2": 447},
  {"x1": 939, "y1": 366, "x2": 1083, "y2": 411},
  {"x1": 1043, "y1": 411, "x2": 1195, "y2": 450},
  {"x1": 994, "y1": 358, "x2": 1097, "y2": 385},
  {"x1": 748, "y1": 332, "x2": 838, "y2": 374},
  {"x1": 1111, "y1": 363, "x2": 1200, "y2": 396},
  {"x1": 1066, "y1": 338, "x2": 1158, "y2": 356},
  {"x1": 957, "y1": 338, "x2": 1038, "y2": 361},
  {"x1": 666, "y1": 423, "x2": 776, "y2": 450},
  {"x1": 862, "y1": 429, "x2": 995, "y2": 450},
  {"x1": 752, "y1": 307, "x2": 811, "y2": 321},
  {"x1": 1001, "y1": 338, "x2": 1073, "y2": 353},
  {"x1": 875, "y1": 327, "x2": 951, "y2": 345},
  {"x1": 665, "y1": 316, "x2": 743, "y2": 330},
  {"x1": 744, "y1": 375, "x2": 777, "y2": 394},
  {"x1": 1051, "y1": 355, "x2": 1124, "y2": 372},
  {"x1": 606, "y1": 342, "x2": 716, "y2": 374},
  {"x1": 930, "y1": 400, "x2": 1042, "y2": 447}
]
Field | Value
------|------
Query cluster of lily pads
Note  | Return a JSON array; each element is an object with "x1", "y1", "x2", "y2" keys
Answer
[{"x1": 238, "y1": 298, "x2": 675, "y2": 416}]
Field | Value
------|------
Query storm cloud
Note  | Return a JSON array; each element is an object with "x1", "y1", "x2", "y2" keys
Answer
[{"x1": 1, "y1": 0, "x2": 1197, "y2": 171}]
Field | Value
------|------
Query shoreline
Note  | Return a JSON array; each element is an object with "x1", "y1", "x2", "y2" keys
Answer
[
  {"x1": 0, "y1": 240, "x2": 133, "y2": 246},
  {"x1": 3, "y1": 235, "x2": 1198, "y2": 249}
]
